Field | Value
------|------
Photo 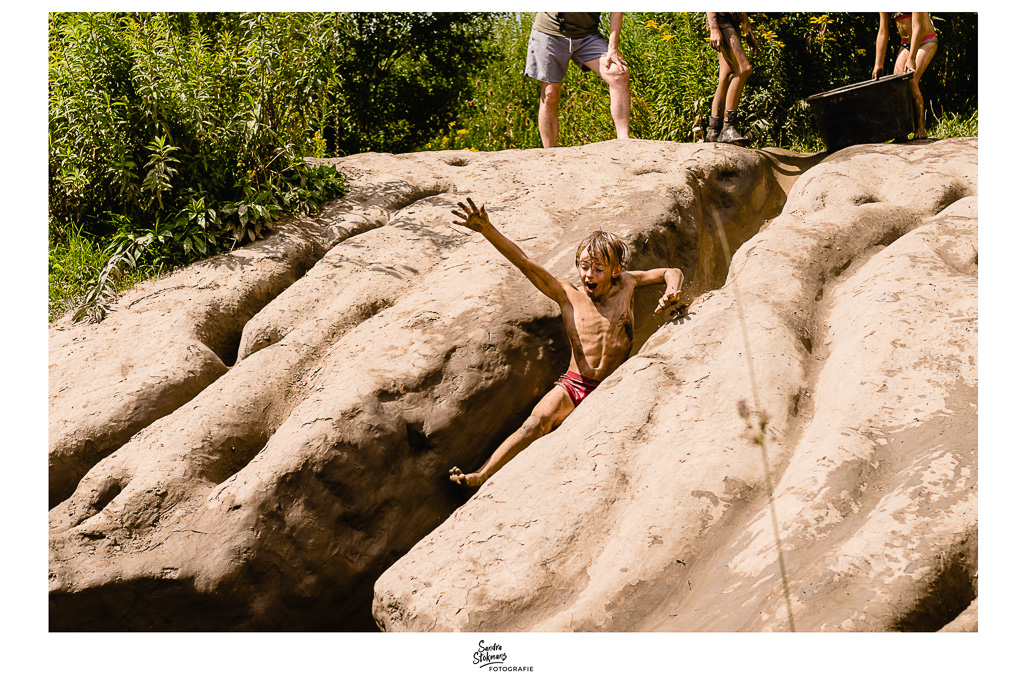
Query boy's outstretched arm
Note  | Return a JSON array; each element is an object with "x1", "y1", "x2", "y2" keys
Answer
[
  {"x1": 629, "y1": 267, "x2": 684, "y2": 313},
  {"x1": 452, "y1": 197, "x2": 569, "y2": 303}
]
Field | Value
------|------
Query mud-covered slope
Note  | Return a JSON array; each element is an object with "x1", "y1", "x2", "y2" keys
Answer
[
  {"x1": 49, "y1": 140, "x2": 809, "y2": 630},
  {"x1": 372, "y1": 138, "x2": 978, "y2": 632}
]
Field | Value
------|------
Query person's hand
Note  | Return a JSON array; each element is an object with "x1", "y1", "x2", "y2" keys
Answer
[
  {"x1": 745, "y1": 33, "x2": 759, "y2": 56},
  {"x1": 709, "y1": 28, "x2": 722, "y2": 51},
  {"x1": 872, "y1": 65, "x2": 884, "y2": 80},
  {"x1": 452, "y1": 197, "x2": 492, "y2": 233},
  {"x1": 655, "y1": 289, "x2": 682, "y2": 314},
  {"x1": 601, "y1": 47, "x2": 629, "y2": 74}
]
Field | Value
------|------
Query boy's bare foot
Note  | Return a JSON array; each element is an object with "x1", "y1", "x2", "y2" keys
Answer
[{"x1": 449, "y1": 466, "x2": 485, "y2": 487}]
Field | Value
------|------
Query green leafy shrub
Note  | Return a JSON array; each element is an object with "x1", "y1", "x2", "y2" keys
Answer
[
  {"x1": 49, "y1": 12, "x2": 347, "y2": 320},
  {"x1": 49, "y1": 12, "x2": 496, "y2": 321}
]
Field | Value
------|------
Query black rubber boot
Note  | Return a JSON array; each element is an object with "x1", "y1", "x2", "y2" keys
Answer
[
  {"x1": 718, "y1": 110, "x2": 750, "y2": 146},
  {"x1": 705, "y1": 115, "x2": 722, "y2": 143}
]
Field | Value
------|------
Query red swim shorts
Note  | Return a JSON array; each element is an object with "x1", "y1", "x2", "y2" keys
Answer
[{"x1": 554, "y1": 371, "x2": 601, "y2": 406}]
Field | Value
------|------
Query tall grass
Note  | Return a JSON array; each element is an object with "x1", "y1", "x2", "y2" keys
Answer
[
  {"x1": 48, "y1": 221, "x2": 163, "y2": 322},
  {"x1": 421, "y1": 11, "x2": 977, "y2": 153},
  {"x1": 928, "y1": 110, "x2": 978, "y2": 138}
]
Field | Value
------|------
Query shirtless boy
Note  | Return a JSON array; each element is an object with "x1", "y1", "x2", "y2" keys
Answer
[
  {"x1": 873, "y1": 12, "x2": 939, "y2": 140},
  {"x1": 448, "y1": 198, "x2": 683, "y2": 487}
]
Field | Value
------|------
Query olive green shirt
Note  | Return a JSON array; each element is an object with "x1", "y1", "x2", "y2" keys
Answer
[{"x1": 532, "y1": 12, "x2": 602, "y2": 38}]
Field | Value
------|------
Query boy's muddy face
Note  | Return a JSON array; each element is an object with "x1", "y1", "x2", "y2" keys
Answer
[{"x1": 577, "y1": 250, "x2": 620, "y2": 300}]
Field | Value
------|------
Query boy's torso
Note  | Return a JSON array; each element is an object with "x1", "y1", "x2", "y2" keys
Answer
[{"x1": 560, "y1": 274, "x2": 637, "y2": 381}]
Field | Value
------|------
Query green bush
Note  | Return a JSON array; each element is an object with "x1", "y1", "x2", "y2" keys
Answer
[
  {"x1": 49, "y1": 12, "x2": 497, "y2": 321},
  {"x1": 49, "y1": 12, "x2": 347, "y2": 320}
]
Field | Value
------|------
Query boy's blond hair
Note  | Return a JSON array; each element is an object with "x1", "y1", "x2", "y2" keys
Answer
[{"x1": 575, "y1": 231, "x2": 628, "y2": 271}]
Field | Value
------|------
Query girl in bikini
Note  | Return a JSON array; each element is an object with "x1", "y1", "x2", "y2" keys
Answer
[{"x1": 873, "y1": 12, "x2": 940, "y2": 140}]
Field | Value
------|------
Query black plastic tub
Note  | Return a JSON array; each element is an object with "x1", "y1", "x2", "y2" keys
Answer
[{"x1": 806, "y1": 73, "x2": 915, "y2": 152}]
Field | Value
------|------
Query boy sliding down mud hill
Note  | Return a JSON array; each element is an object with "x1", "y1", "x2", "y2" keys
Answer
[{"x1": 449, "y1": 198, "x2": 683, "y2": 487}]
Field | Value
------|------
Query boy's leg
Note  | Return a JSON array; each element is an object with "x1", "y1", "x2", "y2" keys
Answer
[
  {"x1": 449, "y1": 384, "x2": 575, "y2": 487},
  {"x1": 538, "y1": 82, "x2": 563, "y2": 148}
]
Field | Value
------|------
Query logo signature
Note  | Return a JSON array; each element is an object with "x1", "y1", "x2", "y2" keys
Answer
[{"x1": 472, "y1": 640, "x2": 534, "y2": 672}]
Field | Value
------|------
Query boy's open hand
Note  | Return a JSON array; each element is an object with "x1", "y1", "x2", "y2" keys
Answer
[
  {"x1": 655, "y1": 289, "x2": 682, "y2": 314},
  {"x1": 452, "y1": 197, "x2": 492, "y2": 232}
]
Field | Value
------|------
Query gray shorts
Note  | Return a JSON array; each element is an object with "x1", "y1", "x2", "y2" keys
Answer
[{"x1": 524, "y1": 29, "x2": 609, "y2": 83}]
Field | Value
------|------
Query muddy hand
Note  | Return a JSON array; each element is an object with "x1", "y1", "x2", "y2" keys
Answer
[
  {"x1": 655, "y1": 290, "x2": 682, "y2": 314},
  {"x1": 449, "y1": 466, "x2": 483, "y2": 487},
  {"x1": 709, "y1": 28, "x2": 722, "y2": 51},
  {"x1": 452, "y1": 197, "x2": 490, "y2": 232}
]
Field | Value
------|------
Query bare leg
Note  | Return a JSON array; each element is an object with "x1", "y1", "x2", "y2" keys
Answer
[
  {"x1": 585, "y1": 57, "x2": 630, "y2": 140},
  {"x1": 538, "y1": 82, "x2": 562, "y2": 148},
  {"x1": 720, "y1": 28, "x2": 752, "y2": 111},
  {"x1": 449, "y1": 385, "x2": 575, "y2": 487},
  {"x1": 711, "y1": 51, "x2": 734, "y2": 119},
  {"x1": 894, "y1": 48, "x2": 912, "y2": 74},
  {"x1": 899, "y1": 41, "x2": 939, "y2": 138}
]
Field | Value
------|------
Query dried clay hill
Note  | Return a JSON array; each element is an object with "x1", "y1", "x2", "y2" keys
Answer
[{"x1": 49, "y1": 137, "x2": 977, "y2": 632}]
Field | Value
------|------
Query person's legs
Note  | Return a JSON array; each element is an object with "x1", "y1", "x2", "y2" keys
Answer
[
  {"x1": 449, "y1": 384, "x2": 575, "y2": 487},
  {"x1": 717, "y1": 26, "x2": 752, "y2": 145},
  {"x1": 711, "y1": 51, "x2": 733, "y2": 119},
  {"x1": 908, "y1": 41, "x2": 939, "y2": 138},
  {"x1": 584, "y1": 55, "x2": 630, "y2": 140},
  {"x1": 707, "y1": 51, "x2": 733, "y2": 141},
  {"x1": 538, "y1": 82, "x2": 563, "y2": 148},
  {"x1": 524, "y1": 29, "x2": 571, "y2": 148},
  {"x1": 721, "y1": 28, "x2": 752, "y2": 111}
]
